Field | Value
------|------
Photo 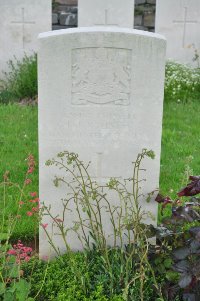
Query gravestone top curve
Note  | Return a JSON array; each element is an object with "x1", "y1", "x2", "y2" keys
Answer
[{"x1": 38, "y1": 27, "x2": 166, "y2": 40}]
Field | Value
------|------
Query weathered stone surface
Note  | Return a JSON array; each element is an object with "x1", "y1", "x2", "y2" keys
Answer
[
  {"x1": 52, "y1": 13, "x2": 58, "y2": 24},
  {"x1": 0, "y1": 0, "x2": 51, "y2": 78},
  {"x1": 134, "y1": 15, "x2": 143, "y2": 26},
  {"x1": 156, "y1": 0, "x2": 200, "y2": 66},
  {"x1": 143, "y1": 13, "x2": 155, "y2": 27},
  {"x1": 78, "y1": 0, "x2": 134, "y2": 28},
  {"x1": 38, "y1": 27, "x2": 166, "y2": 257}
]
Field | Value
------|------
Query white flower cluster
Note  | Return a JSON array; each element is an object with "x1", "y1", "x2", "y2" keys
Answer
[{"x1": 165, "y1": 61, "x2": 200, "y2": 102}]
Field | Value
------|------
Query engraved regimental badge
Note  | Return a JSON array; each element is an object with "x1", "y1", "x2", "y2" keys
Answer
[{"x1": 72, "y1": 47, "x2": 131, "y2": 106}]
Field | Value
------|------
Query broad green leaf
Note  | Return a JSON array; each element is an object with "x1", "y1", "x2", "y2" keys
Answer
[
  {"x1": 9, "y1": 265, "x2": 19, "y2": 278},
  {"x1": 4, "y1": 291, "x2": 15, "y2": 301},
  {"x1": 163, "y1": 258, "x2": 173, "y2": 268},
  {"x1": 0, "y1": 233, "x2": 9, "y2": 241},
  {"x1": 7, "y1": 256, "x2": 16, "y2": 264},
  {"x1": 157, "y1": 264, "x2": 166, "y2": 274},
  {"x1": 0, "y1": 282, "x2": 5, "y2": 295},
  {"x1": 15, "y1": 279, "x2": 31, "y2": 301},
  {"x1": 0, "y1": 244, "x2": 12, "y2": 252},
  {"x1": 8, "y1": 284, "x2": 16, "y2": 294},
  {"x1": 154, "y1": 257, "x2": 162, "y2": 265},
  {"x1": 166, "y1": 271, "x2": 179, "y2": 282}
]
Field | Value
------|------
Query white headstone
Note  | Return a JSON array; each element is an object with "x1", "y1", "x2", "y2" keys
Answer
[
  {"x1": 0, "y1": 0, "x2": 51, "y2": 78},
  {"x1": 38, "y1": 27, "x2": 166, "y2": 257},
  {"x1": 78, "y1": 0, "x2": 134, "y2": 28},
  {"x1": 155, "y1": 0, "x2": 200, "y2": 66}
]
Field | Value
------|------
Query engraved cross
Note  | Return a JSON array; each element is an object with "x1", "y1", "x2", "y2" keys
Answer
[
  {"x1": 11, "y1": 8, "x2": 35, "y2": 49},
  {"x1": 173, "y1": 7, "x2": 197, "y2": 47},
  {"x1": 95, "y1": 9, "x2": 118, "y2": 26},
  {"x1": 91, "y1": 153, "x2": 121, "y2": 184}
]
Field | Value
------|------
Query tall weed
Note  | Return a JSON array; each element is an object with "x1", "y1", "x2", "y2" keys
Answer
[
  {"x1": 42, "y1": 149, "x2": 164, "y2": 301},
  {"x1": 0, "y1": 54, "x2": 37, "y2": 104}
]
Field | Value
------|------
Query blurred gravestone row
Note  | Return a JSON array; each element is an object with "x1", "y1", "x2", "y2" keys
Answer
[
  {"x1": 52, "y1": 0, "x2": 156, "y2": 31},
  {"x1": 52, "y1": 0, "x2": 77, "y2": 29}
]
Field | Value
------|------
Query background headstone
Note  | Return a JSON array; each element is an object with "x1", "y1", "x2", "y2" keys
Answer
[
  {"x1": 52, "y1": 0, "x2": 157, "y2": 32},
  {"x1": 59, "y1": 12, "x2": 77, "y2": 26},
  {"x1": 78, "y1": 0, "x2": 135, "y2": 28},
  {"x1": 52, "y1": 13, "x2": 59, "y2": 25},
  {"x1": 38, "y1": 27, "x2": 166, "y2": 257},
  {"x1": 0, "y1": 0, "x2": 51, "y2": 78},
  {"x1": 155, "y1": 0, "x2": 200, "y2": 66}
]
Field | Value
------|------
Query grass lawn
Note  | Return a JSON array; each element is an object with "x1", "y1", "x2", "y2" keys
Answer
[
  {"x1": 0, "y1": 101, "x2": 199, "y2": 239},
  {"x1": 160, "y1": 101, "x2": 200, "y2": 196},
  {"x1": 0, "y1": 104, "x2": 38, "y2": 241}
]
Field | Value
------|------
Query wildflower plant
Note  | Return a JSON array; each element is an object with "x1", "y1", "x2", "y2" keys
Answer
[
  {"x1": 7, "y1": 240, "x2": 33, "y2": 263},
  {"x1": 189, "y1": 43, "x2": 200, "y2": 68},
  {"x1": 0, "y1": 54, "x2": 37, "y2": 104},
  {"x1": 164, "y1": 61, "x2": 200, "y2": 103},
  {"x1": 0, "y1": 154, "x2": 42, "y2": 301},
  {"x1": 0, "y1": 154, "x2": 36, "y2": 244},
  {"x1": 43, "y1": 149, "x2": 164, "y2": 301}
]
